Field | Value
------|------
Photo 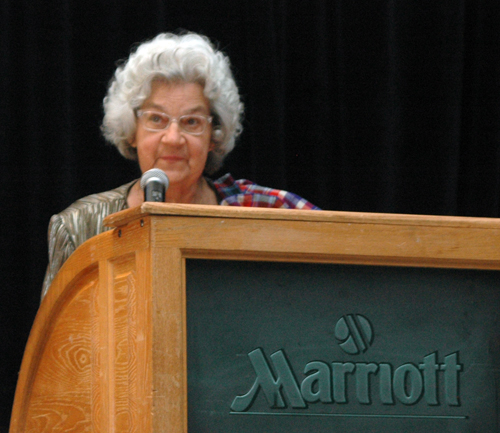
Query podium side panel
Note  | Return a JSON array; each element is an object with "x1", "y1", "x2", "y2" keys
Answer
[
  {"x1": 10, "y1": 228, "x2": 152, "y2": 433},
  {"x1": 21, "y1": 268, "x2": 98, "y2": 432}
]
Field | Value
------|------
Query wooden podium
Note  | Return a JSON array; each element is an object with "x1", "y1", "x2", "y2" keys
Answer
[{"x1": 9, "y1": 204, "x2": 500, "y2": 432}]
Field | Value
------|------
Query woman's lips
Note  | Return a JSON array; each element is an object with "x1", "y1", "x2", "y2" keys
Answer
[{"x1": 160, "y1": 155, "x2": 184, "y2": 162}]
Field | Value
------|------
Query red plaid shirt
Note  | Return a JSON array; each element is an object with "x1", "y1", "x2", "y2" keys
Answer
[{"x1": 212, "y1": 173, "x2": 320, "y2": 210}]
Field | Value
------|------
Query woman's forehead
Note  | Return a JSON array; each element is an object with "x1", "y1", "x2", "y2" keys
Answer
[{"x1": 143, "y1": 81, "x2": 210, "y2": 113}]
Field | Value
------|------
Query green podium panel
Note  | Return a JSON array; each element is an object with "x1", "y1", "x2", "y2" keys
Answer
[{"x1": 186, "y1": 260, "x2": 500, "y2": 432}]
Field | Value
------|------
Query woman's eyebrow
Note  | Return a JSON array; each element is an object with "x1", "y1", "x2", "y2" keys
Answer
[{"x1": 141, "y1": 103, "x2": 208, "y2": 114}]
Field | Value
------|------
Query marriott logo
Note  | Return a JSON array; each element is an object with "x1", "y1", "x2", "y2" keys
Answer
[{"x1": 230, "y1": 314, "x2": 463, "y2": 413}]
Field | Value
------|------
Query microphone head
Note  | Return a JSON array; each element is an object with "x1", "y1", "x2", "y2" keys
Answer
[
  {"x1": 140, "y1": 168, "x2": 169, "y2": 190},
  {"x1": 140, "y1": 168, "x2": 169, "y2": 202}
]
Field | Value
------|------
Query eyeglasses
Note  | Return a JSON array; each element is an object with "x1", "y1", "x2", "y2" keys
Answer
[{"x1": 136, "y1": 110, "x2": 213, "y2": 135}]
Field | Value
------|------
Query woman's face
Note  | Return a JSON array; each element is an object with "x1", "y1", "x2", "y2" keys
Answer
[{"x1": 131, "y1": 80, "x2": 214, "y2": 189}]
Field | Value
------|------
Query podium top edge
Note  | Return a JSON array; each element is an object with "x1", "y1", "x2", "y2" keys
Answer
[{"x1": 102, "y1": 202, "x2": 500, "y2": 230}]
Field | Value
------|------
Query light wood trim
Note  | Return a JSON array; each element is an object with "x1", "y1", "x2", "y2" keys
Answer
[
  {"x1": 98, "y1": 257, "x2": 114, "y2": 433},
  {"x1": 151, "y1": 246, "x2": 186, "y2": 432},
  {"x1": 152, "y1": 213, "x2": 500, "y2": 270},
  {"x1": 134, "y1": 247, "x2": 154, "y2": 433},
  {"x1": 105, "y1": 202, "x2": 500, "y2": 229}
]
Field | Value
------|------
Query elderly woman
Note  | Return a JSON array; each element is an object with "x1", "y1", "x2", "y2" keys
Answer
[{"x1": 41, "y1": 32, "x2": 319, "y2": 298}]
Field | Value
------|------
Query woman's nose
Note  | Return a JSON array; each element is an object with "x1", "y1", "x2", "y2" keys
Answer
[{"x1": 160, "y1": 120, "x2": 184, "y2": 144}]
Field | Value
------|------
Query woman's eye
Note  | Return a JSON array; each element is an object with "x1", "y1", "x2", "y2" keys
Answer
[
  {"x1": 185, "y1": 116, "x2": 200, "y2": 126},
  {"x1": 150, "y1": 114, "x2": 164, "y2": 123}
]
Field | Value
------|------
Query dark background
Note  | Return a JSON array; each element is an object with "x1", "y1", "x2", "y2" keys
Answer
[{"x1": 1, "y1": 0, "x2": 499, "y2": 429}]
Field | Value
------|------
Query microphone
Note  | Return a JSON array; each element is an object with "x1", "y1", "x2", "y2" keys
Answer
[{"x1": 140, "y1": 168, "x2": 169, "y2": 202}]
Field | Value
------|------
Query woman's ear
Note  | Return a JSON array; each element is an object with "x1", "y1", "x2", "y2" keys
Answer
[
  {"x1": 210, "y1": 128, "x2": 223, "y2": 151},
  {"x1": 212, "y1": 128, "x2": 223, "y2": 141}
]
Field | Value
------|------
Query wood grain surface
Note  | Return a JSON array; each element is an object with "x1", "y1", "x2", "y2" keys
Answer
[{"x1": 10, "y1": 205, "x2": 500, "y2": 432}]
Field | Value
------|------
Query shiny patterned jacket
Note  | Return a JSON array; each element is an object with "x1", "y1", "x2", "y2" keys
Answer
[{"x1": 41, "y1": 173, "x2": 319, "y2": 298}]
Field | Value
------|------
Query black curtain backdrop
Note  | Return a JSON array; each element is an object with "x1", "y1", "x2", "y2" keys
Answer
[{"x1": 1, "y1": 0, "x2": 499, "y2": 428}]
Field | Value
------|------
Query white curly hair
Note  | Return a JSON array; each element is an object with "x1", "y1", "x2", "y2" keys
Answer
[{"x1": 101, "y1": 32, "x2": 244, "y2": 174}]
